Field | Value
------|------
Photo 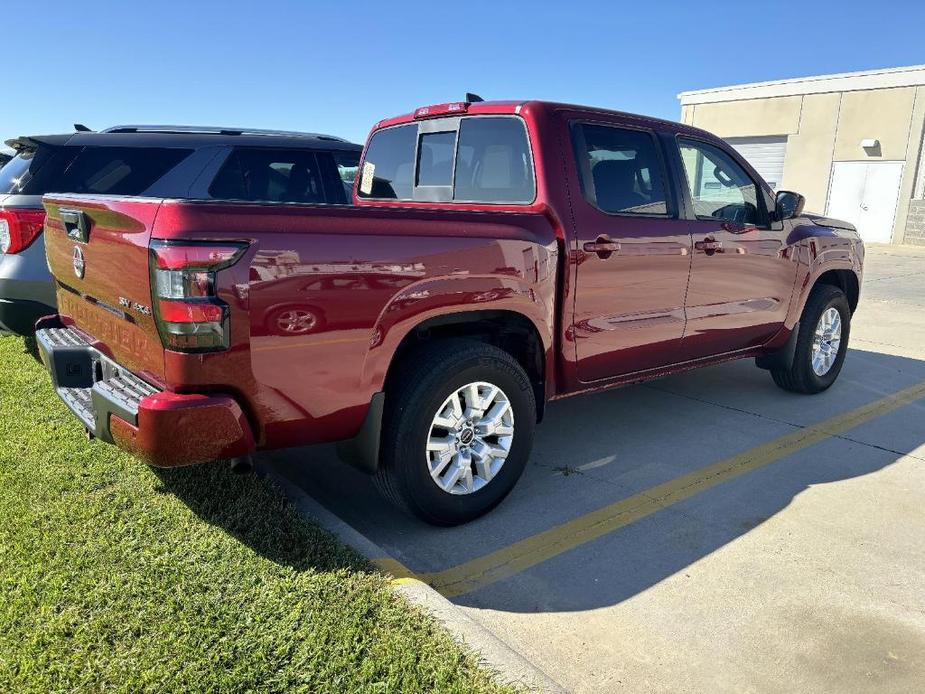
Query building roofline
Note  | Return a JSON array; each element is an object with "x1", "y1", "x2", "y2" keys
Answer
[{"x1": 678, "y1": 64, "x2": 925, "y2": 105}]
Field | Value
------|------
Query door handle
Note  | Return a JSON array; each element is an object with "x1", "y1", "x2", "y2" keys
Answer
[
  {"x1": 695, "y1": 238, "x2": 723, "y2": 254},
  {"x1": 583, "y1": 235, "x2": 621, "y2": 259}
]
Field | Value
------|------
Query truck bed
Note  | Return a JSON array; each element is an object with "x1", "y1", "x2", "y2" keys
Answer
[{"x1": 43, "y1": 195, "x2": 560, "y2": 450}]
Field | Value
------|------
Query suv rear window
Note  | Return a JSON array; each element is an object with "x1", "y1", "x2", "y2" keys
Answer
[
  {"x1": 22, "y1": 146, "x2": 191, "y2": 196},
  {"x1": 357, "y1": 116, "x2": 534, "y2": 204},
  {"x1": 0, "y1": 148, "x2": 78, "y2": 195}
]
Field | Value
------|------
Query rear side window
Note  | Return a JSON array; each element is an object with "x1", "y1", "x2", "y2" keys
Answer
[
  {"x1": 572, "y1": 124, "x2": 669, "y2": 215},
  {"x1": 46, "y1": 147, "x2": 191, "y2": 195},
  {"x1": 210, "y1": 148, "x2": 326, "y2": 203},
  {"x1": 357, "y1": 116, "x2": 534, "y2": 204}
]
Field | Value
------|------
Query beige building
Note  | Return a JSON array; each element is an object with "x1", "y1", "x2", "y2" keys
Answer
[{"x1": 679, "y1": 65, "x2": 925, "y2": 245}]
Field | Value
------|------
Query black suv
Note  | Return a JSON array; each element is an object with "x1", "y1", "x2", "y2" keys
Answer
[{"x1": 0, "y1": 125, "x2": 361, "y2": 335}]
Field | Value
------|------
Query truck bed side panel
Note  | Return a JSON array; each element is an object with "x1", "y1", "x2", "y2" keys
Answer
[{"x1": 150, "y1": 201, "x2": 559, "y2": 448}]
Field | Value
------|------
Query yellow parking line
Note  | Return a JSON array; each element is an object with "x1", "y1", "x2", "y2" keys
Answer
[
  {"x1": 372, "y1": 556, "x2": 418, "y2": 581},
  {"x1": 404, "y1": 380, "x2": 925, "y2": 598}
]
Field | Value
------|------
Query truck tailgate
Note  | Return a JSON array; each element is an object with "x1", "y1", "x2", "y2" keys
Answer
[{"x1": 43, "y1": 195, "x2": 166, "y2": 381}]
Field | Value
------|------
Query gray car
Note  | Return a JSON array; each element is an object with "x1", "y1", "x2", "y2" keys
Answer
[
  {"x1": 0, "y1": 126, "x2": 361, "y2": 334},
  {"x1": 0, "y1": 138, "x2": 71, "y2": 334}
]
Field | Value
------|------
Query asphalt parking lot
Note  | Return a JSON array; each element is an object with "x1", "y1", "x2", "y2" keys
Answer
[{"x1": 267, "y1": 244, "x2": 925, "y2": 693}]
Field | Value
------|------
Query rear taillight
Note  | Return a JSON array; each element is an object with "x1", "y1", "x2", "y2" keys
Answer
[
  {"x1": 149, "y1": 240, "x2": 248, "y2": 352},
  {"x1": 0, "y1": 209, "x2": 46, "y2": 254}
]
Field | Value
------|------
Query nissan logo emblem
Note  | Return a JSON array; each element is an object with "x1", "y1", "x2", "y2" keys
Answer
[{"x1": 72, "y1": 245, "x2": 86, "y2": 279}]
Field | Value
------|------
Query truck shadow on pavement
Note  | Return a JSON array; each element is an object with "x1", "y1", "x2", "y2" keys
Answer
[{"x1": 266, "y1": 346, "x2": 925, "y2": 613}]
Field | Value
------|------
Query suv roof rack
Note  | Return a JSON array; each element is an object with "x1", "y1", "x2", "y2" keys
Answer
[{"x1": 101, "y1": 124, "x2": 349, "y2": 142}]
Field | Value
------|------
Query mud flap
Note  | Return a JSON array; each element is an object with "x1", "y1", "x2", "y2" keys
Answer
[
  {"x1": 336, "y1": 392, "x2": 385, "y2": 474},
  {"x1": 755, "y1": 324, "x2": 800, "y2": 371}
]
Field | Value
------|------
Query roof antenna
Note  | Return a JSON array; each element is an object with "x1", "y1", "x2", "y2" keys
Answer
[
  {"x1": 74, "y1": 123, "x2": 92, "y2": 132},
  {"x1": 465, "y1": 93, "x2": 484, "y2": 103}
]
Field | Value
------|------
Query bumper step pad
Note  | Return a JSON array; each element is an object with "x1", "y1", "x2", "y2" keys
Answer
[{"x1": 36, "y1": 326, "x2": 159, "y2": 441}]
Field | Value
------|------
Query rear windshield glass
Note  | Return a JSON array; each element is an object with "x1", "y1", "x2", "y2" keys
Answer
[
  {"x1": 209, "y1": 148, "x2": 329, "y2": 203},
  {"x1": 357, "y1": 124, "x2": 417, "y2": 199},
  {"x1": 0, "y1": 155, "x2": 30, "y2": 192},
  {"x1": 454, "y1": 118, "x2": 534, "y2": 203},
  {"x1": 0, "y1": 148, "x2": 78, "y2": 195},
  {"x1": 417, "y1": 131, "x2": 455, "y2": 186},
  {"x1": 16, "y1": 146, "x2": 191, "y2": 196},
  {"x1": 357, "y1": 116, "x2": 534, "y2": 203}
]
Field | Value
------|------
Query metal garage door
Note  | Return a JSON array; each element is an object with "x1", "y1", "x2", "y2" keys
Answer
[{"x1": 724, "y1": 136, "x2": 788, "y2": 190}]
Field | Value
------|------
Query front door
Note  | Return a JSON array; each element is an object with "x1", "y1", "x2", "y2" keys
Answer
[
  {"x1": 571, "y1": 122, "x2": 692, "y2": 382},
  {"x1": 827, "y1": 161, "x2": 904, "y2": 243},
  {"x1": 675, "y1": 137, "x2": 798, "y2": 359}
]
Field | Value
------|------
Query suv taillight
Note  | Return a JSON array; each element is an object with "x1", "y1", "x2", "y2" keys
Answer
[
  {"x1": 149, "y1": 240, "x2": 248, "y2": 352},
  {"x1": 0, "y1": 209, "x2": 46, "y2": 254}
]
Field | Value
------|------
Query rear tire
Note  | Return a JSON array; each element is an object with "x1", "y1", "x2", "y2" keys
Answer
[
  {"x1": 376, "y1": 339, "x2": 536, "y2": 525},
  {"x1": 771, "y1": 284, "x2": 850, "y2": 394}
]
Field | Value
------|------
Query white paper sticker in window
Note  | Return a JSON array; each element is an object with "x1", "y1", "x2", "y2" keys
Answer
[{"x1": 360, "y1": 162, "x2": 375, "y2": 195}]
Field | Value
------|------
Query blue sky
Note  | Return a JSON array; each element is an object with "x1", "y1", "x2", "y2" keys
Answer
[{"x1": 3, "y1": 0, "x2": 924, "y2": 150}]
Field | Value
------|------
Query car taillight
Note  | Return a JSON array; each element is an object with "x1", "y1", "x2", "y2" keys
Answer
[
  {"x1": 0, "y1": 209, "x2": 46, "y2": 254},
  {"x1": 149, "y1": 240, "x2": 249, "y2": 352}
]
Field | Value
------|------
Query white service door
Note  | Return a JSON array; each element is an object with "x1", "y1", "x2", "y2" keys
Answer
[
  {"x1": 725, "y1": 136, "x2": 787, "y2": 190},
  {"x1": 827, "y1": 161, "x2": 904, "y2": 243}
]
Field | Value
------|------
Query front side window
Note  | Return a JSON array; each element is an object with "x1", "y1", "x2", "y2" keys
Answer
[
  {"x1": 572, "y1": 124, "x2": 669, "y2": 215},
  {"x1": 332, "y1": 150, "x2": 361, "y2": 202},
  {"x1": 678, "y1": 139, "x2": 760, "y2": 225},
  {"x1": 210, "y1": 148, "x2": 325, "y2": 203},
  {"x1": 357, "y1": 116, "x2": 534, "y2": 204},
  {"x1": 333, "y1": 151, "x2": 360, "y2": 186}
]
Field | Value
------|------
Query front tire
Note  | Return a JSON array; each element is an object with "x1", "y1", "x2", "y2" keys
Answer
[
  {"x1": 376, "y1": 340, "x2": 536, "y2": 525},
  {"x1": 771, "y1": 284, "x2": 851, "y2": 394}
]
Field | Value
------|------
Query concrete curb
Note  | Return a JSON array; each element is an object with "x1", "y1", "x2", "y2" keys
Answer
[{"x1": 262, "y1": 464, "x2": 567, "y2": 694}]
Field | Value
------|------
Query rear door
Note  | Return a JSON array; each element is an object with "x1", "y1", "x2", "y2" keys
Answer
[
  {"x1": 570, "y1": 120, "x2": 692, "y2": 382},
  {"x1": 673, "y1": 137, "x2": 797, "y2": 358}
]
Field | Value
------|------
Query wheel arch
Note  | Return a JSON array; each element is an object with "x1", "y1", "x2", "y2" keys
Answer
[
  {"x1": 383, "y1": 309, "x2": 550, "y2": 423},
  {"x1": 813, "y1": 268, "x2": 860, "y2": 314}
]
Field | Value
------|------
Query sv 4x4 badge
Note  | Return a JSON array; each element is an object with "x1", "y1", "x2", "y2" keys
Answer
[{"x1": 119, "y1": 297, "x2": 152, "y2": 316}]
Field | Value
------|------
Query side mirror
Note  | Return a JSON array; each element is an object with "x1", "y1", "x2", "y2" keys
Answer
[{"x1": 775, "y1": 190, "x2": 805, "y2": 220}]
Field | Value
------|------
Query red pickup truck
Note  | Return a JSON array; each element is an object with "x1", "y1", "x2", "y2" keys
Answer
[{"x1": 37, "y1": 100, "x2": 863, "y2": 524}]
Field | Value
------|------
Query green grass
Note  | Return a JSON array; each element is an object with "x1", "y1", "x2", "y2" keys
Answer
[{"x1": 0, "y1": 335, "x2": 512, "y2": 693}]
